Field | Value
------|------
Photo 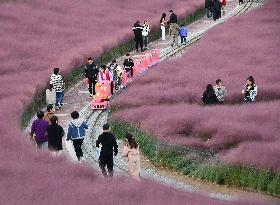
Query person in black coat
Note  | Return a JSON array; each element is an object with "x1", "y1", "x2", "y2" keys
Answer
[
  {"x1": 202, "y1": 84, "x2": 219, "y2": 105},
  {"x1": 168, "y1": 10, "x2": 178, "y2": 24},
  {"x1": 46, "y1": 116, "x2": 64, "y2": 153},
  {"x1": 213, "y1": 0, "x2": 222, "y2": 21},
  {"x1": 84, "y1": 57, "x2": 99, "y2": 98},
  {"x1": 205, "y1": 0, "x2": 214, "y2": 18},
  {"x1": 96, "y1": 124, "x2": 118, "y2": 178},
  {"x1": 123, "y1": 53, "x2": 134, "y2": 78},
  {"x1": 132, "y1": 21, "x2": 144, "y2": 52}
]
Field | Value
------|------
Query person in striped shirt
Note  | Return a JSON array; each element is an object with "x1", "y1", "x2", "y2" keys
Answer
[{"x1": 50, "y1": 67, "x2": 65, "y2": 110}]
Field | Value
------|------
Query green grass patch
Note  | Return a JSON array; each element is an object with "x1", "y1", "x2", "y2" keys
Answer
[{"x1": 111, "y1": 121, "x2": 280, "y2": 197}]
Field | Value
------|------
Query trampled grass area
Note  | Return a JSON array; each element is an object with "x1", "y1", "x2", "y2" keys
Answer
[
  {"x1": 20, "y1": 8, "x2": 205, "y2": 128},
  {"x1": 111, "y1": 121, "x2": 280, "y2": 197}
]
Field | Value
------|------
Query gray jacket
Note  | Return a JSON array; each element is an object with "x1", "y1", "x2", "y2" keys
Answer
[{"x1": 214, "y1": 85, "x2": 227, "y2": 102}]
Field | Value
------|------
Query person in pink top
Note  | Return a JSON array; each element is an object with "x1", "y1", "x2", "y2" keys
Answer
[{"x1": 122, "y1": 133, "x2": 141, "y2": 182}]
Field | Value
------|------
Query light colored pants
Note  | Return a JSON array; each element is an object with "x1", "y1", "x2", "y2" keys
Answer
[
  {"x1": 38, "y1": 141, "x2": 48, "y2": 149},
  {"x1": 161, "y1": 26, "x2": 166, "y2": 40}
]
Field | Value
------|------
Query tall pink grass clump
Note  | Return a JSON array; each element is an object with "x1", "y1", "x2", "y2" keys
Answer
[{"x1": 111, "y1": 0, "x2": 280, "y2": 170}]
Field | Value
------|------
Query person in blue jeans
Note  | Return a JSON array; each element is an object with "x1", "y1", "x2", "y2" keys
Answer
[
  {"x1": 50, "y1": 67, "x2": 65, "y2": 110},
  {"x1": 179, "y1": 24, "x2": 188, "y2": 45},
  {"x1": 67, "y1": 111, "x2": 88, "y2": 161}
]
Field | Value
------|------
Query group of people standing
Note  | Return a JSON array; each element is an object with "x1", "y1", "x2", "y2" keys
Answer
[
  {"x1": 84, "y1": 55, "x2": 134, "y2": 99},
  {"x1": 159, "y1": 10, "x2": 188, "y2": 47},
  {"x1": 132, "y1": 20, "x2": 150, "y2": 52},
  {"x1": 202, "y1": 76, "x2": 258, "y2": 105},
  {"x1": 205, "y1": 0, "x2": 227, "y2": 21}
]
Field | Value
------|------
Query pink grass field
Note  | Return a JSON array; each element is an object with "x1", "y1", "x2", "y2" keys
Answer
[
  {"x1": 111, "y1": 0, "x2": 280, "y2": 171},
  {"x1": 0, "y1": 0, "x2": 257, "y2": 204}
]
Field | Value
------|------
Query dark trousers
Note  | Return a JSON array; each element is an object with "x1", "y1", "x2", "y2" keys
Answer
[
  {"x1": 73, "y1": 139, "x2": 83, "y2": 160},
  {"x1": 99, "y1": 156, "x2": 113, "y2": 178},
  {"x1": 88, "y1": 80, "x2": 96, "y2": 95},
  {"x1": 135, "y1": 37, "x2": 143, "y2": 51},
  {"x1": 239, "y1": 0, "x2": 244, "y2": 4},
  {"x1": 125, "y1": 67, "x2": 133, "y2": 78},
  {"x1": 207, "y1": 8, "x2": 212, "y2": 18},
  {"x1": 111, "y1": 81, "x2": 114, "y2": 95},
  {"x1": 181, "y1": 36, "x2": 187, "y2": 44},
  {"x1": 143, "y1": 36, "x2": 148, "y2": 48}
]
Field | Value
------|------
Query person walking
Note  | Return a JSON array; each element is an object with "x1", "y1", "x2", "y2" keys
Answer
[
  {"x1": 46, "y1": 116, "x2": 64, "y2": 155},
  {"x1": 66, "y1": 111, "x2": 88, "y2": 161},
  {"x1": 170, "y1": 23, "x2": 180, "y2": 47},
  {"x1": 142, "y1": 20, "x2": 150, "y2": 49},
  {"x1": 202, "y1": 84, "x2": 219, "y2": 105},
  {"x1": 123, "y1": 53, "x2": 134, "y2": 78},
  {"x1": 122, "y1": 133, "x2": 141, "y2": 182},
  {"x1": 30, "y1": 111, "x2": 49, "y2": 149},
  {"x1": 46, "y1": 84, "x2": 56, "y2": 106},
  {"x1": 179, "y1": 24, "x2": 188, "y2": 45},
  {"x1": 50, "y1": 67, "x2": 65, "y2": 110},
  {"x1": 160, "y1": 13, "x2": 167, "y2": 40},
  {"x1": 43, "y1": 104, "x2": 55, "y2": 125},
  {"x1": 213, "y1": 79, "x2": 227, "y2": 104},
  {"x1": 96, "y1": 124, "x2": 118, "y2": 178},
  {"x1": 132, "y1": 21, "x2": 144, "y2": 52},
  {"x1": 205, "y1": 0, "x2": 214, "y2": 19},
  {"x1": 84, "y1": 57, "x2": 99, "y2": 98},
  {"x1": 242, "y1": 76, "x2": 257, "y2": 102}
]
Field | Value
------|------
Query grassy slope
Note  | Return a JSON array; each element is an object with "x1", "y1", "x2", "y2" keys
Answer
[{"x1": 111, "y1": 121, "x2": 280, "y2": 197}]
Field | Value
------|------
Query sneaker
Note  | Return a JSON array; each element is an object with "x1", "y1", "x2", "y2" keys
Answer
[
  {"x1": 89, "y1": 95, "x2": 93, "y2": 98},
  {"x1": 55, "y1": 106, "x2": 60, "y2": 110}
]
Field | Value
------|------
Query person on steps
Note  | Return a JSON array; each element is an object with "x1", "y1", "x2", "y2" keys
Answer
[
  {"x1": 84, "y1": 57, "x2": 99, "y2": 98},
  {"x1": 202, "y1": 84, "x2": 219, "y2": 105},
  {"x1": 96, "y1": 124, "x2": 118, "y2": 178},
  {"x1": 132, "y1": 21, "x2": 144, "y2": 52},
  {"x1": 66, "y1": 111, "x2": 88, "y2": 161},
  {"x1": 122, "y1": 133, "x2": 141, "y2": 182},
  {"x1": 46, "y1": 116, "x2": 64, "y2": 156}
]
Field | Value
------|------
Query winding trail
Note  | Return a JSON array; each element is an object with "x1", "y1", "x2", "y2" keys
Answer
[{"x1": 25, "y1": 1, "x2": 279, "y2": 204}]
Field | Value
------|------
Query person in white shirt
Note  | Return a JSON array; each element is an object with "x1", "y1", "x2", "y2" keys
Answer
[
  {"x1": 142, "y1": 20, "x2": 150, "y2": 49},
  {"x1": 46, "y1": 84, "x2": 56, "y2": 106}
]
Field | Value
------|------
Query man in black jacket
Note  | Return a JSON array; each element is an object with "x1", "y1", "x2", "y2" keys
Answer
[
  {"x1": 96, "y1": 124, "x2": 118, "y2": 178},
  {"x1": 205, "y1": 0, "x2": 214, "y2": 19},
  {"x1": 84, "y1": 57, "x2": 99, "y2": 98},
  {"x1": 132, "y1": 21, "x2": 144, "y2": 52},
  {"x1": 168, "y1": 10, "x2": 178, "y2": 24},
  {"x1": 123, "y1": 53, "x2": 134, "y2": 78}
]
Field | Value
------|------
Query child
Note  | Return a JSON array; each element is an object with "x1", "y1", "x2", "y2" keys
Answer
[
  {"x1": 46, "y1": 84, "x2": 56, "y2": 106},
  {"x1": 98, "y1": 66, "x2": 106, "y2": 82},
  {"x1": 213, "y1": 79, "x2": 227, "y2": 103},
  {"x1": 30, "y1": 111, "x2": 49, "y2": 149},
  {"x1": 142, "y1": 20, "x2": 150, "y2": 49},
  {"x1": 50, "y1": 67, "x2": 65, "y2": 110},
  {"x1": 179, "y1": 24, "x2": 188, "y2": 45},
  {"x1": 110, "y1": 60, "x2": 123, "y2": 90},
  {"x1": 66, "y1": 111, "x2": 88, "y2": 161},
  {"x1": 43, "y1": 104, "x2": 55, "y2": 125}
]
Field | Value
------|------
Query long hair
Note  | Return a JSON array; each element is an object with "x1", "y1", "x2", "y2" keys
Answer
[
  {"x1": 247, "y1": 76, "x2": 255, "y2": 85},
  {"x1": 160, "y1": 13, "x2": 166, "y2": 23},
  {"x1": 125, "y1": 133, "x2": 138, "y2": 149}
]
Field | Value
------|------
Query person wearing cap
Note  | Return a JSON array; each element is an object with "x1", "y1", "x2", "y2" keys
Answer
[
  {"x1": 132, "y1": 21, "x2": 144, "y2": 52},
  {"x1": 84, "y1": 57, "x2": 99, "y2": 98},
  {"x1": 168, "y1": 10, "x2": 178, "y2": 24},
  {"x1": 122, "y1": 133, "x2": 141, "y2": 182},
  {"x1": 123, "y1": 53, "x2": 134, "y2": 78},
  {"x1": 96, "y1": 124, "x2": 118, "y2": 178}
]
